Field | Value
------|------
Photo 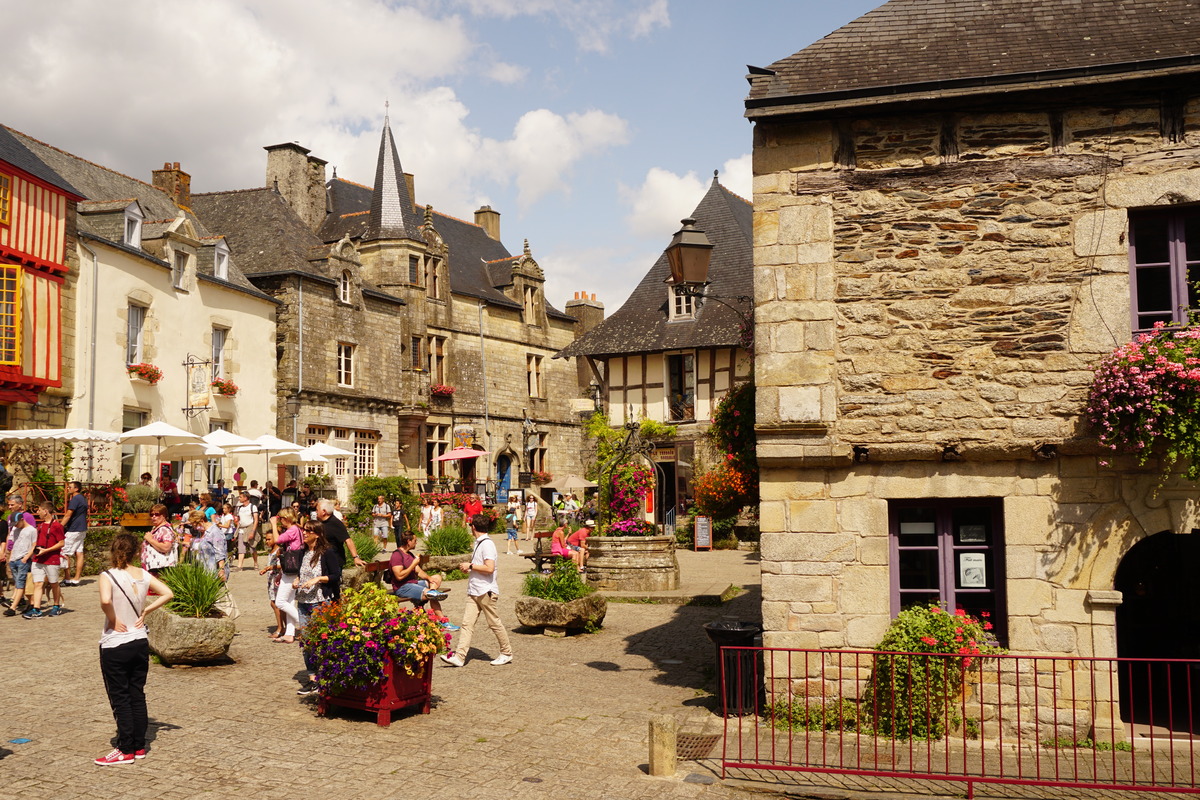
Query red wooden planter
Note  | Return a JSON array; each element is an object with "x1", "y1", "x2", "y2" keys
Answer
[{"x1": 317, "y1": 654, "x2": 433, "y2": 727}]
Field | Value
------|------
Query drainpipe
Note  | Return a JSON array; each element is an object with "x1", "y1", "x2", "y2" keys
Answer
[
  {"x1": 79, "y1": 241, "x2": 100, "y2": 482},
  {"x1": 478, "y1": 302, "x2": 491, "y2": 487}
]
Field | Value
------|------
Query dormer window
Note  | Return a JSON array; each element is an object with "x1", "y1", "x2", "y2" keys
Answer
[
  {"x1": 338, "y1": 270, "x2": 352, "y2": 304},
  {"x1": 171, "y1": 249, "x2": 188, "y2": 290},
  {"x1": 669, "y1": 284, "x2": 696, "y2": 321},
  {"x1": 214, "y1": 241, "x2": 230, "y2": 280},
  {"x1": 523, "y1": 285, "x2": 540, "y2": 323},
  {"x1": 123, "y1": 202, "x2": 143, "y2": 248}
]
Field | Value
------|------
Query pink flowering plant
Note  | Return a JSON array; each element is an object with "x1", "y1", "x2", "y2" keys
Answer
[
  {"x1": 1087, "y1": 322, "x2": 1200, "y2": 480},
  {"x1": 864, "y1": 604, "x2": 1004, "y2": 740},
  {"x1": 299, "y1": 583, "x2": 450, "y2": 695}
]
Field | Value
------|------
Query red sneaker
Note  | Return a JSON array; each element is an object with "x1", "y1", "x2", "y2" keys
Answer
[
  {"x1": 94, "y1": 748, "x2": 135, "y2": 766},
  {"x1": 134, "y1": 749, "x2": 147, "y2": 759}
]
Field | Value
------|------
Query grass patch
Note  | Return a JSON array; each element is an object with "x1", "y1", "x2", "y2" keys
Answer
[
  {"x1": 608, "y1": 596, "x2": 662, "y2": 605},
  {"x1": 1042, "y1": 737, "x2": 1133, "y2": 752}
]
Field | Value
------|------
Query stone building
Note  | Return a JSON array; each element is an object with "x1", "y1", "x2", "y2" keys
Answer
[
  {"x1": 556, "y1": 175, "x2": 753, "y2": 522},
  {"x1": 0, "y1": 127, "x2": 81, "y2": 434},
  {"x1": 8, "y1": 127, "x2": 279, "y2": 487},
  {"x1": 745, "y1": 0, "x2": 1200, "y2": 666},
  {"x1": 192, "y1": 117, "x2": 584, "y2": 496}
]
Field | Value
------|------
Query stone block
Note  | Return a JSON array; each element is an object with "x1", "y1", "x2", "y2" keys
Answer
[
  {"x1": 759, "y1": 502, "x2": 785, "y2": 534},
  {"x1": 838, "y1": 567, "x2": 889, "y2": 614},
  {"x1": 1037, "y1": 623, "x2": 1078, "y2": 655},
  {"x1": 771, "y1": 321, "x2": 807, "y2": 353},
  {"x1": 1105, "y1": 171, "x2": 1200, "y2": 209},
  {"x1": 779, "y1": 385, "x2": 823, "y2": 422},
  {"x1": 763, "y1": 631, "x2": 821, "y2": 650},
  {"x1": 756, "y1": 244, "x2": 798, "y2": 266},
  {"x1": 780, "y1": 204, "x2": 834, "y2": 245},
  {"x1": 1005, "y1": 579, "x2": 1053, "y2": 616},
  {"x1": 755, "y1": 300, "x2": 835, "y2": 324},
  {"x1": 762, "y1": 574, "x2": 833, "y2": 603},
  {"x1": 787, "y1": 500, "x2": 838, "y2": 533},
  {"x1": 1073, "y1": 210, "x2": 1128, "y2": 257},
  {"x1": 762, "y1": 531, "x2": 854, "y2": 564},
  {"x1": 758, "y1": 352, "x2": 833, "y2": 386},
  {"x1": 754, "y1": 209, "x2": 779, "y2": 246},
  {"x1": 762, "y1": 601, "x2": 790, "y2": 631},
  {"x1": 837, "y1": 498, "x2": 887, "y2": 535},
  {"x1": 845, "y1": 615, "x2": 891, "y2": 648},
  {"x1": 1004, "y1": 496, "x2": 1055, "y2": 546}
]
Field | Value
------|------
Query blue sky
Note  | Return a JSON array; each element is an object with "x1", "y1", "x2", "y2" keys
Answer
[{"x1": 1, "y1": 0, "x2": 881, "y2": 312}]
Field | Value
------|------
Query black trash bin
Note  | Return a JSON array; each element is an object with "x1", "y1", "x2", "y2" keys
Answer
[{"x1": 703, "y1": 620, "x2": 763, "y2": 717}]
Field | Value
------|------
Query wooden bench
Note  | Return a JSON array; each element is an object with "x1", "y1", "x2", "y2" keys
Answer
[{"x1": 521, "y1": 531, "x2": 574, "y2": 571}]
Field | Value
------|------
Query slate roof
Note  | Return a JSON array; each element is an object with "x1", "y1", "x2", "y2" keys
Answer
[
  {"x1": 191, "y1": 187, "x2": 338, "y2": 284},
  {"x1": 0, "y1": 126, "x2": 80, "y2": 197},
  {"x1": 319, "y1": 176, "x2": 575, "y2": 321},
  {"x1": 365, "y1": 116, "x2": 423, "y2": 241},
  {"x1": 7, "y1": 127, "x2": 271, "y2": 301},
  {"x1": 556, "y1": 176, "x2": 752, "y2": 359},
  {"x1": 746, "y1": 0, "x2": 1200, "y2": 117}
]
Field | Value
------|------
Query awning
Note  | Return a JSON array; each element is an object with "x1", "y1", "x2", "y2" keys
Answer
[{"x1": 437, "y1": 447, "x2": 489, "y2": 462}]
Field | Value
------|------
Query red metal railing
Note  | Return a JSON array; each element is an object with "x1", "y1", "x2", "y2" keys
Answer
[
  {"x1": 718, "y1": 647, "x2": 1200, "y2": 797},
  {"x1": 17, "y1": 480, "x2": 124, "y2": 526}
]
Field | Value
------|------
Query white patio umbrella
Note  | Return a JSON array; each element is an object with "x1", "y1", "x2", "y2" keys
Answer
[
  {"x1": 228, "y1": 434, "x2": 305, "y2": 485},
  {"x1": 271, "y1": 446, "x2": 328, "y2": 467},
  {"x1": 303, "y1": 442, "x2": 354, "y2": 458},
  {"x1": 201, "y1": 429, "x2": 258, "y2": 451},
  {"x1": 0, "y1": 427, "x2": 122, "y2": 443},
  {"x1": 157, "y1": 442, "x2": 227, "y2": 495},
  {"x1": 119, "y1": 421, "x2": 202, "y2": 479}
]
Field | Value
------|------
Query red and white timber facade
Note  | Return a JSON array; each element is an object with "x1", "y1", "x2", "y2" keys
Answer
[{"x1": 0, "y1": 158, "x2": 80, "y2": 405}]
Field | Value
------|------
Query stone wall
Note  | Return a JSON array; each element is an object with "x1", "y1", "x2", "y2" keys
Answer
[{"x1": 753, "y1": 95, "x2": 1200, "y2": 659}]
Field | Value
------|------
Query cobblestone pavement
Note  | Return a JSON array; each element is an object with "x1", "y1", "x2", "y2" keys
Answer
[{"x1": 1, "y1": 541, "x2": 763, "y2": 800}]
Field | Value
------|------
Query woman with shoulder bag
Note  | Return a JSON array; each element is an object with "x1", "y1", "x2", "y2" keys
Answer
[
  {"x1": 140, "y1": 504, "x2": 177, "y2": 576},
  {"x1": 271, "y1": 509, "x2": 304, "y2": 643},
  {"x1": 294, "y1": 520, "x2": 338, "y2": 696},
  {"x1": 95, "y1": 533, "x2": 173, "y2": 766}
]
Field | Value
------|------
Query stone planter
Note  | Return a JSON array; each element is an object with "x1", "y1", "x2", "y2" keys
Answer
[
  {"x1": 146, "y1": 607, "x2": 235, "y2": 665},
  {"x1": 586, "y1": 535, "x2": 679, "y2": 592},
  {"x1": 515, "y1": 594, "x2": 608, "y2": 636},
  {"x1": 422, "y1": 554, "x2": 468, "y2": 574}
]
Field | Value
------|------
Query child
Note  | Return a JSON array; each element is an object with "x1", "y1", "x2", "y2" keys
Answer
[
  {"x1": 23, "y1": 502, "x2": 65, "y2": 618},
  {"x1": 258, "y1": 528, "x2": 282, "y2": 638},
  {"x1": 504, "y1": 509, "x2": 519, "y2": 555},
  {"x1": 3, "y1": 512, "x2": 37, "y2": 616}
]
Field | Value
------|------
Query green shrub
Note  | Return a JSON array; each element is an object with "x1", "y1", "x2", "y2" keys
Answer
[
  {"x1": 522, "y1": 560, "x2": 594, "y2": 602},
  {"x1": 346, "y1": 475, "x2": 418, "y2": 530},
  {"x1": 350, "y1": 530, "x2": 380, "y2": 563},
  {"x1": 125, "y1": 484, "x2": 159, "y2": 514},
  {"x1": 766, "y1": 698, "x2": 865, "y2": 732},
  {"x1": 862, "y1": 604, "x2": 1004, "y2": 740},
  {"x1": 425, "y1": 524, "x2": 474, "y2": 556},
  {"x1": 160, "y1": 560, "x2": 229, "y2": 618},
  {"x1": 442, "y1": 568, "x2": 468, "y2": 581},
  {"x1": 82, "y1": 526, "x2": 123, "y2": 577}
]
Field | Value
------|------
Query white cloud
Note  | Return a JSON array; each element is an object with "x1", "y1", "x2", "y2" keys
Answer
[
  {"x1": 620, "y1": 167, "x2": 708, "y2": 240},
  {"x1": 721, "y1": 154, "x2": 753, "y2": 200},
  {"x1": 487, "y1": 61, "x2": 529, "y2": 84},
  {"x1": 540, "y1": 243, "x2": 660, "y2": 315},
  {"x1": 454, "y1": 0, "x2": 669, "y2": 53}
]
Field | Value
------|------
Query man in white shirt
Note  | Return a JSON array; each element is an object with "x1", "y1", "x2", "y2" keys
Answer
[
  {"x1": 235, "y1": 491, "x2": 260, "y2": 571},
  {"x1": 371, "y1": 495, "x2": 392, "y2": 548},
  {"x1": 440, "y1": 513, "x2": 513, "y2": 667}
]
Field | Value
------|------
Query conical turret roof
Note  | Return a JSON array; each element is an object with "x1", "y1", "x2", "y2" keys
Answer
[{"x1": 365, "y1": 114, "x2": 423, "y2": 241}]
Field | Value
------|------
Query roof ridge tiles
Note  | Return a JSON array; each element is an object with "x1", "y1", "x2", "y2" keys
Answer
[{"x1": 193, "y1": 186, "x2": 275, "y2": 198}]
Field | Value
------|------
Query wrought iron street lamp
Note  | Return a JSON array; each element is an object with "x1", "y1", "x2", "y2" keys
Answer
[{"x1": 664, "y1": 218, "x2": 714, "y2": 285}]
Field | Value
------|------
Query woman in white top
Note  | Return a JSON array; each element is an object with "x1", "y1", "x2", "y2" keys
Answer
[
  {"x1": 429, "y1": 500, "x2": 444, "y2": 532},
  {"x1": 95, "y1": 532, "x2": 172, "y2": 766},
  {"x1": 419, "y1": 497, "x2": 433, "y2": 536},
  {"x1": 524, "y1": 495, "x2": 538, "y2": 540}
]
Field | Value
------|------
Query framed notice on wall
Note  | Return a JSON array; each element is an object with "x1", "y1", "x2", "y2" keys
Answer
[{"x1": 694, "y1": 515, "x2": 712, "y2": 551}]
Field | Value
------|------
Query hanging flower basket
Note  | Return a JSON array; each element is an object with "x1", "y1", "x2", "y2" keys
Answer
[
  {"x1": 127, "y1": 363, "x2": 163, "y2": 384},
  {"x1": 210, "y1": 377, "x2": 239, "y2": 397},
  {"x1": 530, "y1": 470, "x2": 553, "y2": 486},
  {"x1": 430, "y1": 384, "x2": 455, "y2": 398},
  {"x1": 1086, "y1": 322, "x2": 1200, "y2": 480}
]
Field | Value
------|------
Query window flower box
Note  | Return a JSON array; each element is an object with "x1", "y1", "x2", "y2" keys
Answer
[
  {"x1": 530, "y1": 470, "x2": 553, "y2": 486},
  {"x1": 127, "y1": 363, "x2": 163, "y2": 385},
  {"x1": 210, "y1": 377, "x2": 239, "y2": 397},
  {"x1": 430, "y1": 384, "x2": 455, "y2": 398}
]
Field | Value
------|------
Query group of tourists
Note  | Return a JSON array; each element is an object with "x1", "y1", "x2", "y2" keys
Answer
[{"x1": 0, "y1": 482, "x2": 90, "y2": 619}]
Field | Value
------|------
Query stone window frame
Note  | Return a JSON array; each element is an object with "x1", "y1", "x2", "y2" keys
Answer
[
  {"x1": 526, "y1": 353, "x2": 543, "y2": 398},
  {"x1": 409, "y1": 255, "x2": 420, "y2": 286},
  {"x1": 410, "y1": 335, "x2": 422, "y2": 370},
  {"x1": 211, "y1": 326, "x2": 228, "y2": 378},
  {"x1": 126, "y1": 302, "x2": 147, "y2": 365},
  {"x1": 426, "y1": 422, "x2": 450, "y2": 480},
  {"x1": 1128, "y1": 207, "x2": 1200, "y2": 333},
  {"x1": 336, "y1": 341, "x2": 355, "y2": 387},
  {"x1": 427, "y1": 334, "x2": 445, "y2": 384},
  {"x1": 888, "y1": 498, "x2": 1007, "y2": 646},
  {"x1": 337, "y1": 270, "x2": 353, "y2": 304}
]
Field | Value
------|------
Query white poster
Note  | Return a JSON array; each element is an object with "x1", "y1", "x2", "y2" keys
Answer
[{"x1": 959, "y1": 552, "x2": 986, "y2": 588}]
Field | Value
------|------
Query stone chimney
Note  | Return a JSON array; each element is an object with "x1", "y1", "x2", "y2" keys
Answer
[
  {"x1": 403, "y1": 172, "x2": 416, "y2": 210},
  {"x1": 474, "y1": 205, "x2": 501, "y2": 240},
  {"x1": 565, "y1": 291, "x2": 606, "y2": 400},
  {"x1": 264, "y1": 142, "x2": 328, "y2": 231},
  {"x1": 152, "y1": 162, "x2": 191, "y2": 208}
]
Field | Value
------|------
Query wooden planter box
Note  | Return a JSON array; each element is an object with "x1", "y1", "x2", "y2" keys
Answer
[
  {"x1": 121, "y1": 512, "x2": 153, "y2": 528},
  {"x1": 317, "y1": 654, "x2": 433, "y2": 727}
]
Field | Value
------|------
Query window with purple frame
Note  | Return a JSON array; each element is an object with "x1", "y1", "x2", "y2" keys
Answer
[
  {"x1": 1129, "y1": 207, "x2": 1200, "y2": 332},
  {"x1": 889, "y1": 499, "x2": 1006, "y2": 646}
]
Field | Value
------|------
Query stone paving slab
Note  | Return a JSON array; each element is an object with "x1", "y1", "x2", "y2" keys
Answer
[{"x1": 0, "y1": 540, "x2": 761, "y2": 800}]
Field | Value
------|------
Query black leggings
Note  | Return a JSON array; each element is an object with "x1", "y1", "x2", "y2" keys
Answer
[{"x1": 99, "y1": 638, "x2": 150, "y2": 754}]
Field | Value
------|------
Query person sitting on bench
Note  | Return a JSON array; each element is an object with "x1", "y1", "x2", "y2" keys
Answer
[{"x1": 389, "y1": 531, "x2": 457, "y2": 630}]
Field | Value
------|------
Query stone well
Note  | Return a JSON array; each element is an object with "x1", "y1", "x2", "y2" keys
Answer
[{"x1": 586, "y1": 535, "x2": 679, "y2": 592}]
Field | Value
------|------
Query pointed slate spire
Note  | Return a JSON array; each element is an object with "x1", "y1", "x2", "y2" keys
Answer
[{"x1": 365, "y1": 112, "x2": 422, "y2": 241}]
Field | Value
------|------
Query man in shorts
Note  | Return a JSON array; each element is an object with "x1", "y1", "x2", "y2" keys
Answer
[
  {"x1": 23, "y1": 501, "x2": 64, "y2": 618},
  {"x1": 3, "y1": 512, "x2": 37, "y2": 616},
  {"x1": 371, "y1": 495, "x2": 392, "y2": 548},
  {"x1": 60, "y1": 481, "x2": 88, "y2": 586},
  {"x1": 235, "y1": 490, "x2": 260, "y2": 571}
]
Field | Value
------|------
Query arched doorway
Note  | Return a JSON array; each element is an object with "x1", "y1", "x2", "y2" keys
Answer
[
  {"x1": 1113, "y1": 530, "x2": 1200, "y2": 732},
  {"x1": 496, "y1": 454, "x2": 512, "y2": 502}
]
